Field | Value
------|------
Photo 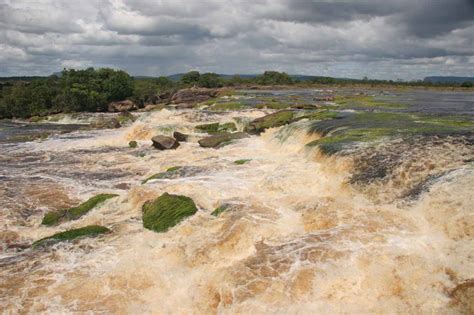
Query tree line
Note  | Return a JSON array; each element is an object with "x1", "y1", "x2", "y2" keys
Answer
[{"x1": 0, "y1": 68, "x2": 471, "y2": 119}]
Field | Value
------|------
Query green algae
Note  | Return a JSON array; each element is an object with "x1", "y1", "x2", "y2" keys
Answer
[
  {"x1": 195, "y1": 122, "x2": 237, "y2": 134},
  {"x1": 142, "y1": 166, "x2": 183, "y2": 184},
  {"x1": 211, "y1": 204, "x2": 230, "y2": 217},
  {"x1": 234, "y1": 159, "x2": 251, "y2": 165},
  {"x1": 41, "y1": 194, "x2": 118, "y2": 226},
  {"x1": 198, "y1": 132, "x2": 248, "y2": 148},
  {"x1": 245, "y1": 110, "x2": 296, "y2": 134},
  {"x1": 142, "y1": 193, "x2": 198, "y2": 232},
  {"x1": 306, "y1": 110, "x2": 474, "y2": 155},
  {"x1": 208, "y1": 102, "x2": 247, "y2": 111},
  {"x1": 335, "y1": 95, "x2": 407, "y2": 109},
  {"x1": 32, "y1": 225, "x2": 111, "y2": 248},
  {"x1": 255, "y1": 101, "x2": 290, "y2": 110}
]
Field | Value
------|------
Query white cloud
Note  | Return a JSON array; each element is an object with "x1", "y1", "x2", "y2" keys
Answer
[{"x1": 0, "y1": 0, "x2": 473, "y2": 79}]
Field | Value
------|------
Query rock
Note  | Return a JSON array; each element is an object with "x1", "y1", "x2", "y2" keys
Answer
[
  {"x1": 234, "y1": 159, "x2": 251, "y2": 165},
  {"x1": 173, "y1": 131, "x2": 189, "y2": 142},
  {"x1": 128, "y1": 140, "x2": 138, "y2": 148},
  {"x1": 170, "y1": 87, "x2": 219, "y2": 106},
  {"x1": 142, "y1": 193, "x2": 198, "y2": 232},
  {"x1": 195, "y1": 122, "x2": 237, "y2": 134},
  {"x1": 198, "y1": 132, "x2": 248, "y2": 148},
  {"x1": 41, "y1": 194, "x2": 118, "y2": 226},
  {"x1": 108, "y1": 100, "x2": 138, "y2": 112},
  {"x1": 32, "y1": 225, "x2": 111, "y2": 248},
  {"x1": 142, "y1": 166, "x2": 203, "y2": 184},
  {"x1": 151, "y1": 135, "x2": 180, "y2": 150},
  {"x1": 91, "y1": 117, "x2": 121, "y2": 129},
  {"x1": 291, "y1": 104, "x2": 320, "y2": 109},
  {"x1": 245, "y1": 110, "x2": 296, "y2": 134},
  {"x1": 116, "y1": 111, "x2": 136, "y2": 125}
]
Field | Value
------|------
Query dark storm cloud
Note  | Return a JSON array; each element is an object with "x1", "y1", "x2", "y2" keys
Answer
[{"x1": 0, "y1": 0, "x2": 473, "y2": 79}]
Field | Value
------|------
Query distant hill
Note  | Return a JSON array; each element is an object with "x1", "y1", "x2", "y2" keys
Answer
[{"x1": 424, "y1": 76, "x2": 474, "y2": 84}]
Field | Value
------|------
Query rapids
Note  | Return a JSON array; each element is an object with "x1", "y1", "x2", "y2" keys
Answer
[{"x1": 0, "y1": 90, "x2": 473, "y2": 314}]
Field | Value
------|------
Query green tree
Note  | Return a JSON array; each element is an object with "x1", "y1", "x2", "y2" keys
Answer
[
  {"x1": 198, "y1": 73, "x2": 222, "y2": 88},
  {"x1": 180, "y1": 71, "x2": 200, "y2": 86}
]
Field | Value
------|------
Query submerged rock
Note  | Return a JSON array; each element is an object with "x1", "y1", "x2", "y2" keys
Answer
[
  {"x1": 245, "y1": 110, "x2": 295, "y2": 134},
  {"x1": 128, "y1": 140, "x2": 138, "y2": 148},
  {"x1": 173, "y1": 131, "x2": 189, "y2": 142},
  {"x1": 32, "y1": 225, "x2": 111, "y2": 248},
  {"x1": 198, "y1": 132, "x2": 248, "y2": 148},
  {"x1": 151, "y1": 135, "x2": 180, "y2": 150},
  {"x1": 142, "y1": 193, "x2": 198, "y2": 232},
  {"x1": 108, "y1": 100, "x2": 137, "y2": 112},
  {"x1": 450, "y1": 279, "x2": 474, "y2": 313},
  {"x1": 41, "y1": 194, "x2": 118, "y2": 226},
  {"x1": 142, "y1": 166, "x2": 204, "y2": 184}
]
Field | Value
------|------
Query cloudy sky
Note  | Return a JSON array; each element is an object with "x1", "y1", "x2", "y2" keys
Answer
[{"x1": 1, "y1": 0, "x2": 473, "y2": 80}]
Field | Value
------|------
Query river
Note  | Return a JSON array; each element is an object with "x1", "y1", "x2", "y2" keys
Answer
[{"x1": 0, "y1": 88, "x2": 473, "y2": 314}]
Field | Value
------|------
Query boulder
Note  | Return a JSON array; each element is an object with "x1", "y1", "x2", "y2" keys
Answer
[
  {"x1": 90, "y1": 117, "x2": 121, "y2": 129},
  {"x1": 245, "y1": 110, "x2": 296, "y2": 134},
  {"x1": 195, "y1": 122, "x2": 237, "y2": 134},
  {"x1": 151, "y1": 135, "x2": 180, "y2": 150},
  {"x1": 108, "y1": 100, "x2": 138, "y2": 112},
  {"x1": 32, "y1": 225, "x2": 111, "y2": 248},
  {"x1": 198, "y1": 132, "x2": 248, "y2": 148},
  {"x1": 170, "y1": 87, "x2": 219, "y2": 106},
  {"x1": 41, "y1": 194, "x2": 118, "y2": 226},
  {"x1": 173, "y1": 131, "x2": 189, "y2": 142},
  {"x1": 142, "y1": 193, "x2": 198, "y2": 232}
]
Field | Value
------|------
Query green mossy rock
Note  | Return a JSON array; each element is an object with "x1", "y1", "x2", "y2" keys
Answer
[
  {"x1": 128, "y1": 140, "x2": 138, "y2": 148},
  {"x1": 198, "y1": 132, "x2": 248, "y2": 148},
  {"x1": 41, "y1": 194, "x2": 118, "y2": 226},
  {"x1": 245, "y1": 110, "x2": 295, "y2": 134},
  {"x1": 195, "y1": 122, "x2": 237, "y2": 134},
  {"x1": 195, "y1": 123, "x2": 220, "y2": 133},
  {"x1": 32, "y1": 225, "x2": 111, "y2": 248},
  {"x1": 142, "y1": 166, "x2": 183, "y2": 184},
  {"x1": 142, "y1": 193, "x2": 198, "y2": 232},
  {"x1": 234, "y1": 159, "x2": 251, "y2": 165},
  {"x1": 211, "y1": 204, "x2": 231, "y2": 217}
]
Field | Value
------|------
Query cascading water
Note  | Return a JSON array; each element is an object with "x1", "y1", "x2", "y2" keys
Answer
[{"x1": 0, "y1": 91, "x2": 473, "y2": 314}]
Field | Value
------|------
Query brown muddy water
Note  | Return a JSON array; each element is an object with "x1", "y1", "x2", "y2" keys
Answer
[{"x1": 0, "y1": 89, "x2": 473, "y2": 314}]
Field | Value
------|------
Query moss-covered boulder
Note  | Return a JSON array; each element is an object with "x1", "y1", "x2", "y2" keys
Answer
[
  {"x1": 198, "y1": 132, "x2": 248, "y2": 148},
  {"x1": 195, "y1": 122, "x2": 237, "y2": 134},
  {"x1": 128, "y1": 140, "x2": 138, "y2": 148},
  {"x1": 32, "y1": 225, "x2": 111, "y2": 248},
  {"x1": 142, "y1": 193, "x2": 198, "y2": 232},
  {"x1": 41, "y1": 194, "x2": 118, "y2": 226},
  {"x1": 245, "y1": 110, "x2": 296, "y2": 134}
]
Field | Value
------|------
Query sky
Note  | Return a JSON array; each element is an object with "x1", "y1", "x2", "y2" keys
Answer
[{"x1": 0, "y1": 0, "x2": 473, "y2": 80}]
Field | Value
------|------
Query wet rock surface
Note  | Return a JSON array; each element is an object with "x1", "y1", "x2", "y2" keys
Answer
[
  {"x1": 198, "y1": 132, "x2": 248, "y2": 148},
  {"x1": 151, "y1": 135, "x2": 180, "y2": 150}
]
